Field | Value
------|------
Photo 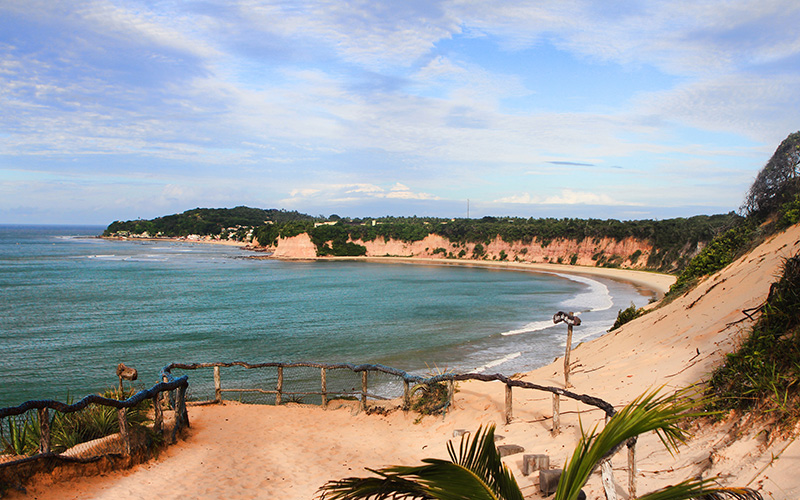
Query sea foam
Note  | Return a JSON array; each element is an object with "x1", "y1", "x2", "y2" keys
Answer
[{"x1": 555, "y1": 273, "x2": 613, "y2": 312}]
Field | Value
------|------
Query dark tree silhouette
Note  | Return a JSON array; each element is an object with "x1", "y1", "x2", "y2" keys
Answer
[{"x1": 742, "y1": 131, "x2": 800, "y2": 218}]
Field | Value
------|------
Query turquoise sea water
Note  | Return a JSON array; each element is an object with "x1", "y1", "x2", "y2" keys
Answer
[{"x1": 0, "y1": 225, "x2": 653, "y2": 408}]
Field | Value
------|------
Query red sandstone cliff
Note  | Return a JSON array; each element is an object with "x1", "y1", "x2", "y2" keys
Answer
[{"x1": 266, "y1": 233, "x2": 665, "y2": 270}]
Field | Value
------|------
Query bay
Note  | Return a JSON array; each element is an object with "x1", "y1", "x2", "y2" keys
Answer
[{"x1": 0, "y1": 225, "x2": 651, "y2": 408}]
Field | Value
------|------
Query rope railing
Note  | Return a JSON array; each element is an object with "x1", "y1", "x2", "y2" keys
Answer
[
  {"x1": 2, "y1": 361, "x2": 637, "y2": 496},
  {"x1": 0, "y1": 376, "x2": 190, "y2": 471},
  {"x1": 164, "y1": 360, "x2": 636, "y2": 496}
]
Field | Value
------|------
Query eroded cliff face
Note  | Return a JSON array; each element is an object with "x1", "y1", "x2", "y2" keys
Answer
[
  {"x1": 268, "y1": 233, "x2": 663, "y2": 269},
  {"x1": 268, "y1": 234, "x2": 318, "y2": 259}
]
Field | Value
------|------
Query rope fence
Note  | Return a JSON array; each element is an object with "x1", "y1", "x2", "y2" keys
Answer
[
  {"x1": 2, "y1": 361, "x2": 637, "y2": 496},
  {"x1": 0, "y1": 375, "x2": 189, "y2": 475}
]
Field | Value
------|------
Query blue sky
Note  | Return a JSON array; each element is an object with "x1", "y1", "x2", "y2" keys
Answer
[{"x1": 1, "y1": 1, "x2": 799, "y2": 224}]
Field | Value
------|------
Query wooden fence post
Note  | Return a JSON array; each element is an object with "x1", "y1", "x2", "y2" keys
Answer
[
  {"x1": 564, "y1": 321, "x2": 574, "y2": 388},
  {"x1": 628, "y1": 439, "x2": 637, "y2": 498},
  {"x1": 162, "y1": 375, "x2": 172, "y2": 411},
  {"x1": 170, "y1": 385, "x2": 188, "y2": 444},
  {"x1": 552, "y1": 393, "x2": 560, "y2": 435},
  {"x1": 403, "y1": 379, "x2": 410, "y2": 410},
  {"x1": 321, "y1": 367, "x2": 328, "y2": 408},
  {"x1": 448, "y1": 379, "x2": 455, "y2": 406},
  {"x1": 117, "y1": 408, "x2": 131, "y2": 455},
  {"x1": 276, "y1": 366, "x2": 283, "y2": 405},
  {"x1": 504, "y1": 383, "x2": 513, "y2": 424},
  {"x1": 553, "y1": 311, "x2": 580, "y2": 388},
  {"x1": 153, "y1": 394, "x2": 163, "y2": 435},
  {"x1": 601, "y1": 460, "x2": 618, "y2": 500},
  {"x1": 38, "y1": 408, "x2": 51, "y2": 454},
  {"x1": 213, "y1": 365, "x2": 222, "y2": 404},
  {"x1": 361, "y1": 370, "x2": 368, "y2": 411},
  {"x1": 178, "y1": 385, "x2": 188, "y2": 428}
]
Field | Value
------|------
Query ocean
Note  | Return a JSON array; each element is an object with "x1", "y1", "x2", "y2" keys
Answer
[{"x1": 0, "y1": 225, "x2": 653, "y2": 408}]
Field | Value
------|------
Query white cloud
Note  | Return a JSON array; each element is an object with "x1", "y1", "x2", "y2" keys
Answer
[
  {"x1": 283, "y1": 182, "x2": 439, "y2": 205},
  {"x1": 495, "y1": 189, "x2": 640, "y2": 206}
]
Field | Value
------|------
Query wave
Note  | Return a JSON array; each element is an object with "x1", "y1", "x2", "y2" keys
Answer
[
  {"x1": 554, "y1": 273, "x2": 613, "y2": 312},
  {"x1": 473, "y1": 351, "x2": 521, "y2": 373},
  {"x1": 500, "y1": 319, "x2": 557, "y2": 336}
]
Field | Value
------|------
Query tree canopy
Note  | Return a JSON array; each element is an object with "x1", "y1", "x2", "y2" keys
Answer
[{"x1": 742, "y1": 131, "x2": 800, "y2": 219}]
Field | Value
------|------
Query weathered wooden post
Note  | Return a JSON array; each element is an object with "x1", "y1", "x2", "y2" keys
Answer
[
  {"x1": 177, "y1": 384, "x2": 188, "y2": 428},
  {"x1": 361, "y1": 370, "x2": 368, "y2": 411},
  {"x1": 213, "y1": 365, "x2": 222, "y2": 404},
  {"x1": 403, "y1": 379, "x2": 411, "y2": 410},
  {"x1": 552, "y1": 392, "x2": 561, "y2": 435},
  {"x1": 153, "y1": 394, "x2": 163, "y2": 435},
  {"x1": 170, "y1": 384, "x2": 189, "y2": 444},
  {"x1": 38, "y1": 408, "x2": 51, "y2": 454},
  {"x1": 504, "y1": 383, "x2": 513, "y2": 424},
  {"x1": 601, "y1": 460, "x2": 618, "y2": 500},
  {"x1": 117, "y1": 408, "x2": 132, "y2": 455},
  {"x1": 162, "y1": 374, "x2": 172, "y2": 411},
  {"x1": 600, "y1": 413, "x2": 618, "y2": 500},
  {"x1": 321, "y1": 367, "x2": 328, "y2": 408},
  {"x1": 628, "y1": 438, "x2": 637, "y2": 498},
  {"x1": 553, "y1": 311, "x2": 581, "y2": 388},
  {"x1": 275, "y1": 366, "x2": 284, "y2": 405},
  {"x1": 448, "y1": 379, "x2": 455, "y2": 406}
]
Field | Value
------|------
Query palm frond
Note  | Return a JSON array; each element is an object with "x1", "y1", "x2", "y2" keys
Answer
[
  {"x1": 636, "y1": 476, "x2": 763, "y2": 500},
  {"x1": 555, "y1": 388, "x2": 706, "y2": 500},
  {"x1": 317, "y1": 425, "x2": 522, "y2": 500}
]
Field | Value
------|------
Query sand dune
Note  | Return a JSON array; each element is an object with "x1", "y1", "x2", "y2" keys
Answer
[{"x1": 12, "y1": 224, "x2": 800, "y2": 499}]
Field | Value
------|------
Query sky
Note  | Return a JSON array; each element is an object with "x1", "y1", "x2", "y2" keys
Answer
[{"x1": 1, "y1": 1, "x2": 799, "y2": 225}]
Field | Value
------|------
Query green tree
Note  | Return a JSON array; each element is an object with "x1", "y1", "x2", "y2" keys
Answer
[{"x1": 742, "y1": 131, "x2": 800, "y2": 219}]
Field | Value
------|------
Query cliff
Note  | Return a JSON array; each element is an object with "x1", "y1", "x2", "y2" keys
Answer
[{"x1": 265, "y1": 233, "x2": 661, "y2": 270}]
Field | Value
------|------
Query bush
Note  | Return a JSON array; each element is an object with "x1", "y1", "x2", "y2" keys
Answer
[
  {"x1": 667, "y1": 223, "x2": 754, "y2": 298},
  {"x1": 609, "y1": 303, "x2": 644, "y2": 331}
]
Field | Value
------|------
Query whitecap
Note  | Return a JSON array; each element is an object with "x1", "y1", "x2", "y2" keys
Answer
[
  {"x1": 500, "y1": 319, "x2": 557, "y2": 336},
  {"x1": 473, "y1": 352, "x2": 521, "y2": 373}
]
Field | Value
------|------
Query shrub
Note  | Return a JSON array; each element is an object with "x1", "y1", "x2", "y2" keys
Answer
[
  {"x1": 667, "y1": 224, "x2": 754, "y2": 298},
  {"x1": 609, "y1": 303, "x2": 644, "y2": 331}
]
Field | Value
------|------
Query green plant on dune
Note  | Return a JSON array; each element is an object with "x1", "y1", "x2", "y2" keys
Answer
[
  {"x1": 610, "y1": 302, "x2": 645, "y2": 331},
  {"x1": 317, "y1": 389, "x2": 762, "y2": 500}
]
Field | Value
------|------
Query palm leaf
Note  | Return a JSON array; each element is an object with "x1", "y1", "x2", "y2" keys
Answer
[
  {"x1": 555, "y1": 388, "x2": 705, "y2": 500},
  {"x1": 317, "y1": 425, "x2": 522, "y2": 500},
  {"x1": 636, "y1": 476, "x2": 762, "y2": 500}
]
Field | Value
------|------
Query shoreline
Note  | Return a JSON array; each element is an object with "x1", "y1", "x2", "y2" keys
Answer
[
  {"x1": 321, "y1": 255, "x2": 676, "y2": 297},
  {"x1": 102, "y1": 236, "x2": 675, "y2": 297}
]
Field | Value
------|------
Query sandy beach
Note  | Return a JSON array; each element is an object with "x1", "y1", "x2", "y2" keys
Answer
[{"x1": 10, "y1": 224, "x2": 800, "y2": 499}]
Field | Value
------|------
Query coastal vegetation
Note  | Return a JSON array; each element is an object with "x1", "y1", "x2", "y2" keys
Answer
[
  {"x1": 707, "y1": 250, "x2": 800, "y2": 427},
  {"x1": 105, "y1": 209, "x2": 742, "y2": 273}
]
